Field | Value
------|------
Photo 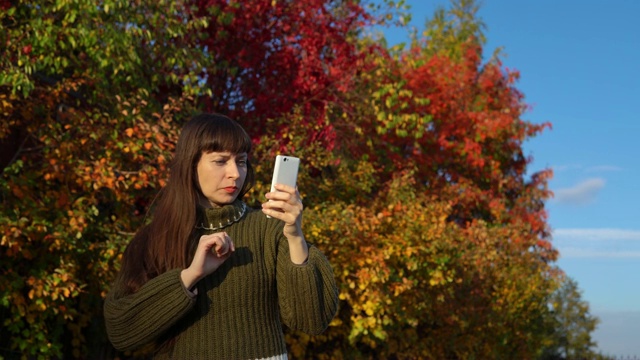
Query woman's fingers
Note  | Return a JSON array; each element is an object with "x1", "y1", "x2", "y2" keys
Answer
[
  {"x1": 201, "y1": 232, "x2": 234, "y2": 257},
  {"x1": 187, "y1": 232, "x2": 236, "y2": 281},
  {"x1": 263, "y1": 185, "x2": 303, "y2": 214},
  {"x1": 262, "y1": 200, "x2": 301, "y2": 223}
]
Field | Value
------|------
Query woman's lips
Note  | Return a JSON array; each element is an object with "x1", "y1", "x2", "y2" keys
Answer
[{"x1": 223, "y1": 187, "x2": 237, "y2": 194}]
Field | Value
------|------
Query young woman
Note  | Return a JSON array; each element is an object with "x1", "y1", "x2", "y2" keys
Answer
[{"x1": 104, "y1": 113, "x2": 339, "y2": 359}]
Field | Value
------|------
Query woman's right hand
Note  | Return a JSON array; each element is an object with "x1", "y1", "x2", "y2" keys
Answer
[{"x1": 181, "y1": 232, "x2": 235, "y2": 290}]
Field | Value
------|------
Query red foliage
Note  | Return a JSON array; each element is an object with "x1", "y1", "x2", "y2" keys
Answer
[
  {"x1": 0, "y1": 0, "x2": 10, "y2": 11},
  {"x1": 332, "y1": 39, "x2": 555, "y2": 262},
  {"x1": 189, "y1": 0, "x2": 369, "y2": 149}
]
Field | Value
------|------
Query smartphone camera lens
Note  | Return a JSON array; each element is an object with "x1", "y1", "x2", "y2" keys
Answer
[{"x1": 284, "y1": 158, "x2": 288, "y2": 162}]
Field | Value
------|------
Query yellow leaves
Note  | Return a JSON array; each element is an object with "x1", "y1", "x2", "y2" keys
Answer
[
  {"x1": 0, "y1": 93, "x2": 16, "y2": 113},
  {"x1": 429, "y1": 269, "x2": 444, "y2": 287},
  {"x1": 362, "y1": 300, "x2": 378, "y2": 316},
  {"x1": 391, "y1": 277, "x2": 413, "y2": 297},
  {"x1": 10, "y1": 226, "x2": 21, "y2": 238}
]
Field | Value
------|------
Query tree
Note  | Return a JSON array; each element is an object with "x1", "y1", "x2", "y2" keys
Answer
[
  {"x1": 275, "y1": 0, "x2": 560, "y2": 358},
  {"x1": 0, "y1": 0, "x2": 208, "y2": 357},
  {"x1": 539, "y1": 277, "x2": 604, "y2": 360},
  {"x1": 294, "y1": 1, "x2": 563, "y2": 358}
]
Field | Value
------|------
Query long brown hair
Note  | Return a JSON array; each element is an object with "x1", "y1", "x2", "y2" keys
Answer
[{"x1": 118, "y1": 113, "x2": 255, "y2": 294}]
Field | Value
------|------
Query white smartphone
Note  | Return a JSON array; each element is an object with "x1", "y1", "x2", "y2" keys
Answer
[
  {"x1": 270, "y1": 155, "x2": 300, "y2": 192},
  {"x1": 267, "y1": 155, "x2": 300, "y2": 217}
]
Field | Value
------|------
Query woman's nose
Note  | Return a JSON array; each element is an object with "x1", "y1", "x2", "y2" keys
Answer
[{"x1": 227, "y1": 163, "x2": 239, "y2": 178}]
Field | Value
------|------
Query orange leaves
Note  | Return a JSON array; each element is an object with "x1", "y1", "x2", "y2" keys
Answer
[
  {"x1": 23, "y1": 267, "x2": 82, "y2": 319},
  {"x1": 0, "y1": 86, "x2": 192, "y2": 357},
  {"x1": 67, "y1": 212, "x2": 86, "y2": 234},
  {"x1": 298, "y1": 152, "x2": 558, "y2": 357}
]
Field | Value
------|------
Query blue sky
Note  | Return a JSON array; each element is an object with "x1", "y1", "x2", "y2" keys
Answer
[{"x1": 377, "y1": 0, "x2": 640, "y2": 356}]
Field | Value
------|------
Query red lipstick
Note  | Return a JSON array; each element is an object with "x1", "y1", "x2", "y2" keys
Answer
[{"x1": 223, "y1": 187, "x2": 237, "y2": 193}]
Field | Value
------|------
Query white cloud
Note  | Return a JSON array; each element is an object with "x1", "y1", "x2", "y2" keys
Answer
[
  {"x1": 553, "y1": 178, "x2": 605, "y2": 205},
  {"x1": 585, "y1": 165, "x2": 623, "y2": 173},
  {"x1": 554, "y1": 228, "x2": 640, "y2": 241},
  {"x1": 559, "y1": 247, "x2": 640, "y2": 258},
  {"x1": 553, "y1": 228, "x2": 640, "y2": 258}
]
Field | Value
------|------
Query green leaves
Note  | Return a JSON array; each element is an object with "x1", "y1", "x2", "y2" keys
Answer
[
  {"x1": 0, "y1": 0, "x2": 211, "y2": 99},
  {"x1": 0, "y1": 1, "x2": 204, "y2": 351}
]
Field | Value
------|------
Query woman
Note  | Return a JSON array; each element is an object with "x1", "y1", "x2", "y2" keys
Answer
[{"x1": 104, "y1": 113, "x2": 339, "y2": 359}]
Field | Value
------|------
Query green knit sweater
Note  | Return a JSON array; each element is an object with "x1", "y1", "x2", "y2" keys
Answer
[{"x1": 104, "y1": 200, "x2": 339, "y2": 359}]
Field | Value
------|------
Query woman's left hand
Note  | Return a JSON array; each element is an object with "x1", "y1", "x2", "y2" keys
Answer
[{"x1": 262, "y1": 184, "x2": 304, "y2": 236}]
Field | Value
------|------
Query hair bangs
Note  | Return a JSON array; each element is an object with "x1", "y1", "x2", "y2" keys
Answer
[{"x1": 199, "y1": 116, "x2": 252, "y2": 156}]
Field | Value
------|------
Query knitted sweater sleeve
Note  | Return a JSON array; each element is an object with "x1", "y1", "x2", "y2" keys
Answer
[
  {"x1": 103, "y1": 268, "x2": 197, "y2": 352},
  {"x1": 275, "y1": 235, "x2": 339, "y2": 335}
]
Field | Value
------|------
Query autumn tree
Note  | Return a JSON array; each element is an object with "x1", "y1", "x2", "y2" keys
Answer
[
  {"x1": 539, "y1": 277, "x2": 605, "y2": 360},
  {"x1": 0, "y1": 0, "x2": 209, "y2": 357},
  {"x1": 285, "y1": 0, "x2": 560, "y2": 358}
]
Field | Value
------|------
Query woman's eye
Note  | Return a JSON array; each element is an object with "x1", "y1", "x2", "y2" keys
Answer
[
  {"x1": 237, "y1": 160, "x2": 247, "y2": 166},
  {"x1": 214, "y1": 160, "x2": 226, "y2": 165}
]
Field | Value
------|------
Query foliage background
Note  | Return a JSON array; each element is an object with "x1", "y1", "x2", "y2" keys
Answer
[{"x1": 0, "y1": 0, "x2": 605, "y2": 359}]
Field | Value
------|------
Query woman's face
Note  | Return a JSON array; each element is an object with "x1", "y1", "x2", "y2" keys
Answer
[{"x1": 196, "y1": 151, "x2": 248, "y2": 208}]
